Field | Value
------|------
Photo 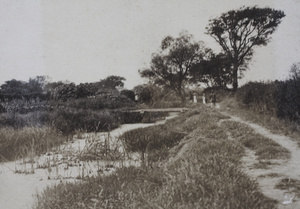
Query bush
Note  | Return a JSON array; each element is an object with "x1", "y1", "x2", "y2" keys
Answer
[
  {"x1": 53, "y1": 95, "x2": 136, "y2": 110},
  {"x1": 236, "y1": 80, "x2": 300, "y2": 123},
  {"x1": 236, "y1": 82, "x2": 277, "y2": 115},
  {"x1": 121, "y1": 125, "x2": 185, "y2": 163},
  {"x1": 276, "y1": 80, "x2": 300, "y2": 122},
  {"x1": 50, "y1": 109, "x2": 122, "y2": 134}
]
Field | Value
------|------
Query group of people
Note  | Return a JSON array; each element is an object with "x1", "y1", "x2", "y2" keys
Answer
[{"x1": 189, "y1": 91, "x2": 216, "y2": 106}]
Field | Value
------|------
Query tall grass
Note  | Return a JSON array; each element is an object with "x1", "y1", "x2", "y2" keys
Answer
[
  {"x1": 0, "y1": 127, "x2": 67, "y2": 162},
  {"x1": 33, "y1": 105, "x2": 278, "y2": 208},
  {"x1": 155, "y1": 138, "x2": 276, "y2": 209}
]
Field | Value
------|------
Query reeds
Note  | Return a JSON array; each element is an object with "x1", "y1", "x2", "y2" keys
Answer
[{"x1": 0, "y1": 127, "x2": 67, "y2": 163}]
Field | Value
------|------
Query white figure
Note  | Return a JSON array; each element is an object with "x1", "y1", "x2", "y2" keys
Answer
[
  {"x1": 202, "y1": 93, "x2": 206, "y2": 104},
  {"x1": 193, "y1": 93, "x2": 197, "y2": 103}
]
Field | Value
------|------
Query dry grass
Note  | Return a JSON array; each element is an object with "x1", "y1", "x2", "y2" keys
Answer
[
  {"x1": 220, "y1": 121, "x2": 291, "y2": 160},
  {"x1": 0, "y1": 127, "x2": 68, "y2": 162}
]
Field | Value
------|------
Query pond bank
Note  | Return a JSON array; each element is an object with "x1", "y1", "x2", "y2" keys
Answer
[{"x1": 0, "y1": 113, "x2": 178, "y2": 209}]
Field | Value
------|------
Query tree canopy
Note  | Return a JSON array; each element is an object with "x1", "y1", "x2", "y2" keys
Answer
[
  {"x1": 190, "y1": 53, "x2": 232, "y2": 88},
  {"x1": 98, "y1": 75, "x2": 126, "y2": 90},
  {"x1": 206, "y1": 6, "x2": 285, "y2": 90},
  {"x1": 139, "y1": 32, "x2": 210, "y2": 101},
  {"x1": 0, "y1": 76, "x2": 48, "y2": 99}
]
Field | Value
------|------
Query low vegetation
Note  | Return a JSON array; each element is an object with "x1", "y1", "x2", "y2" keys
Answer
[
  {"x1": 0, "y1": 127, "x2": 67, "y2": 162},
  {"x1": 121, "y1": 123, "x2": 186, "y2": 164},
  {"x1": 220, "y1": 121, "x2": 290, "y2": 160},
  {"x1": 33, "y1": 105, "x2": 279, "y2": 209},
  {"x1": 220, "y1": 93, "x2": 300, "y2": 142}
]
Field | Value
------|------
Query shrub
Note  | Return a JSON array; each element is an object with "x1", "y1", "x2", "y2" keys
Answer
[
  {"x1": 236, "y1": 81, "x2": 277, "y2": 115},
  {"x1": 50, "y1": 109, "x2": 121, "y2": 134},
  {"x1": 276, "y1": 80, "x2": 300, "y2": 122},
  {"x1": 236, "y1": 78, "x2": 300, "y2": 123},
  {"x1": 121, "y1": 125, "x2": 185, "y2": 163},
  {"x1": 54, "y1": 95, "x2": 136, "y2": 110}
]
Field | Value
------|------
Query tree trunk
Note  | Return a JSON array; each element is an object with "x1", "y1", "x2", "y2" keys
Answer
[{"x1": 232, "y1": 63, "x2": 239, "y2": 91}]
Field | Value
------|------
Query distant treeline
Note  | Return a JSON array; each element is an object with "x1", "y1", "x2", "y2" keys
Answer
[
  {"x1": 0, "y1": 75, "x2": 140, "y2": 113},
  {"x1": 236, "y1": 66, "x2": 300, "y2": 122},
  {"x1": 0, "y1": 75, "x2": 130, "y2": 101}
]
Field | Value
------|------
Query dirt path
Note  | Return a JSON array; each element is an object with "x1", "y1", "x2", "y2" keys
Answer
[{"x1": 220, "y1": 111, "x2": 300, "y2": 209}]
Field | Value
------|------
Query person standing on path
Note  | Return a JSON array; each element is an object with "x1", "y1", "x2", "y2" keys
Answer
[
  {"x1": 202, "y1": 93, "x2": 206, "y2": 104},
  {"x1": 193, "y1": 92, "x2": 197, "y2": 103}
]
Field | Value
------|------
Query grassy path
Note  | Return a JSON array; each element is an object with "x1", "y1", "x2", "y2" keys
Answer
[{"x1": 218, "y1": 109, "x2": 300, "y2": 208}]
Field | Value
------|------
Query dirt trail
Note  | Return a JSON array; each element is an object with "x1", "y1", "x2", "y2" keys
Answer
[{"x1": 220, "y1": 111, "x2": 300, "y2": 209}]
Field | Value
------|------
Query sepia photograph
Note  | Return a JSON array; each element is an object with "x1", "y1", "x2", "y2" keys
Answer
[{"x1": 0, "y1": 0, "x2": 300, "y2": 208}]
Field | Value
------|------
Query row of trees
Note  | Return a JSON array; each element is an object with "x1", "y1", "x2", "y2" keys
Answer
[
  {"x1": 0, "y1": 75, "x2": 126, "y2": 101},
  {"x1": 140, "y1": 6, "x2": 285, "y2": 102}
]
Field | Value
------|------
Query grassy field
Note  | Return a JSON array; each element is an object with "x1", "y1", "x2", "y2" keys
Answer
[{"x1": 33, "y1": 105, "x2": 281, "y2": 209}]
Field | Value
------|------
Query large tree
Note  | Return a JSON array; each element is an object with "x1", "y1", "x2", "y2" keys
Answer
[
  {"x1": 139, "y1": 32, "x2": 210, "y2": 102},
  {"x1": 190, "y1": 53, "x2": 233, "y2": 88},
  {"x1": 206, "y1": 6, "x2": 285, "y2": 90}
]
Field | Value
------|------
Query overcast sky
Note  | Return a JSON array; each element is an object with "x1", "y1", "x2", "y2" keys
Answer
[{"x1": 0, "y1": 0, "x2": 299, "y2": 89}]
